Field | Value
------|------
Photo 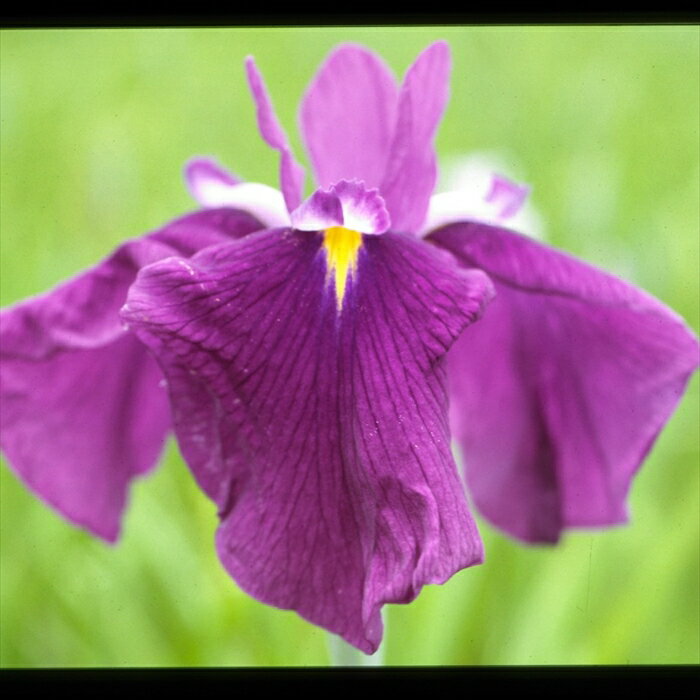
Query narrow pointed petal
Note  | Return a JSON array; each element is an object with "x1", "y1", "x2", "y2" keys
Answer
[
  {"x1": 381, "y1": 41, "x2": 451, "y2": 234},
  {"x1": 245, "y1": 57, "x2": 305, "y2": 213},
  {"x1": 123, "y1": 228, "x2": 492, "y2": 652},
  {"x1": 428, "y1": 222, "x2": 700, "y2": 543},
  {"x1": 0, "y1": 208, "x2": 262, "y2": 541},
  {"x1": 300, "y1": 44, "x2": 399, "y2": 189}
]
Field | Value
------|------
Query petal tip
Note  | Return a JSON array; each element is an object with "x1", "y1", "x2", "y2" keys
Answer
[
  {"x1": 415, "y1": 39, "x2": 452, "y2": 74},
  {"x1": 183, "y1": 156, "x2": 240, "y2": 207}
]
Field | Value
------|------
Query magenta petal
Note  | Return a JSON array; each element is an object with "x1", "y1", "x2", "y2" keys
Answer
[
  {"x1": 381, "y1": 41, "x2": 451, "y2": 234},
  {"x1": 290, "y1": 188, "x2": 344, "y2": 231},
  {"x1": 428, "y1": 222, "x2": 700, "y2": 543},
  {"x1": 245, "y1": 57, "x2": 305, "y2": 213},
  {"x1": 0, "y1": 208, "x2": 262, "y2": 542},
  {"x1": 300, "y1": 44, "x2": 399, "y2": 190},
  {"x1": 291, "y1": 180, "x2": 391, "y2": 235},
  {"x1": 332, "y1": 180, "x2": 390, "y2": 235},
  {"x1": 123, "y1": 228, "x2": 492, "y2": 652},
  {"x1": 484, "y1": 175, "x2": 530, "y2": 219}
]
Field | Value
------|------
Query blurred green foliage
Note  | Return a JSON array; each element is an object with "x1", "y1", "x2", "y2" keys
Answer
[{"x1": 1, "y1": 26, "x2": 698, "y2": 667}]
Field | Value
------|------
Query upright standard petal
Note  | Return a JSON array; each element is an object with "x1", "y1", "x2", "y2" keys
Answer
[
  {"x1": 123, "y1": 227, "x2": 493, "y2": 652},
  {"x1": 381, "y1": 41, "x2": 451, "y2": 234},
  {"x1": 428, "y1": 222, "x2": 700, "y2": 543},
  {"x1": 300, "y1": 44, "x2": 399, "y2": 190},
  {"x1": 0, "y1": 208, "x2": 262, "y2": 542},
  {"x1": 245, "y1": 57, "x2": 305, "y2": 213}
]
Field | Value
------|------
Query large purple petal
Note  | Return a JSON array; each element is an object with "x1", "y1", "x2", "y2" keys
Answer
[
  {"x1": 245, "y1": 57, "x2": 306, "y2": 213},
  {"x1": 123, "y1": 227, "x2": 493, "y2": 652},
  {"x1": 0, "y1": 208, "x2": 262, "y2": 542},
  {"x1": 428, "y1": 222, "x2": 700, "y2": 543},
  {"x1": 300, "y1": 44, "x2": 399, "y2": 190},
  {"x1": 381, "y1": 41, "x2": 451, "y2": 235}
]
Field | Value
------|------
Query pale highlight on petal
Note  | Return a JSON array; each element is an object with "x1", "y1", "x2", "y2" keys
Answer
[
  {"x1": 291, "y1": 181, "x2": 391, "y2": 310},
  {"x1": 485, "y1": 175, "x2": 530, "y2": 219},
  {"x1": 184, "y1": 157, "x2": 240, "y2": 204},
  {"x1": 291, "y1": 188, "x2": 344, "y2": 231},
  {"x1": 424, "y1": 153, "x2": 544, "y2": 238},
  {"x1": 184, "y1": 157, "x2": 290, "y2": 227},
  {"x1": 291, "y1": 180, "x2": 390, "y2": 236},
  {"x1": 331, "y1": 180, "x2": 390, "y2": 235}
]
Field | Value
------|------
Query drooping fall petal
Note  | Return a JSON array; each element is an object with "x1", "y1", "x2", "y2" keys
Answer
[
  {"x1": 300, "y1": 44, "x2": 399, "y2": 190},
  {"x1": 0, "y1": 208, "x2": 262, "y2": 541},
  {"x1": 428, "y1": 221, "x2": 700, "y2": 543},
  {"x1": 122, "y1": 226, "x2": 493, "y2": 652}
]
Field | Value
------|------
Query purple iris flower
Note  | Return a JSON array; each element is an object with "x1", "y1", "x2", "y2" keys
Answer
[{"x1": 1, "y1": 41, "x2": 698, "y2": 654}]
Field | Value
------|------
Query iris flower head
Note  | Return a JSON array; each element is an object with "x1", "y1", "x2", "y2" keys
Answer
[{"x1": 1, "y1": 41, "x2": 698, "y2": 654}]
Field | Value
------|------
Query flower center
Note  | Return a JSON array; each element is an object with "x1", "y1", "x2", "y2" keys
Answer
[{"x1": 323, "y1": 226, "x2": 363, "y2": 310}]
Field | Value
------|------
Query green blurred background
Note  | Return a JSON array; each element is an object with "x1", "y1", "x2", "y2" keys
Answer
[{"x1": 1, "y1": 26, "x2": 698, "y2": 667}]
